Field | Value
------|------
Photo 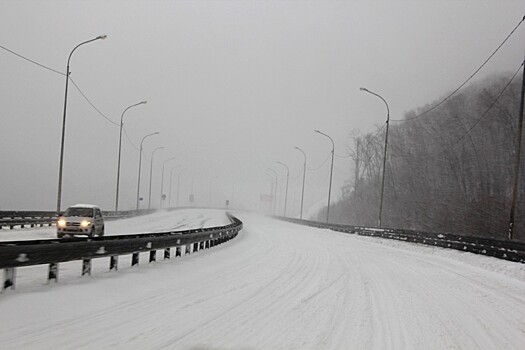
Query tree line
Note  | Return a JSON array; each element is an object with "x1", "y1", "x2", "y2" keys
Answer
[{"x1": 319, "y1": 72, "x2": 524, "y2": 241}]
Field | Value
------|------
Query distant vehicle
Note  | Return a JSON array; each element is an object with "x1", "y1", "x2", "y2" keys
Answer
[{"x1": 56, "y1": 204, "x2": 105, "y2": 238}]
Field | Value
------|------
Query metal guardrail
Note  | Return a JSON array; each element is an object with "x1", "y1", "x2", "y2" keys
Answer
[
  {"x1": 280, "y1": 217, "x2": 525, "y2": 264},
  {"x1": 0, "y1": 209, "x2": 154, "y2": 230},
  {"x1": 0, "y1": 211, "x2": 56, "y2": 230},
  {"x1": 0, "y1": 214, "x2": 243, "y2": 290}
]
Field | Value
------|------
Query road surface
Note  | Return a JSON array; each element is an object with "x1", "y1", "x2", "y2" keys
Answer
[{"x1": 0, "y1": 210, "x2": 524, "y2": 349}]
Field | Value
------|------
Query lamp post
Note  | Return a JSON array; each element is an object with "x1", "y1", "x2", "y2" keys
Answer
[
  {"x1": 315, "y1": 130, "x2": 335, "y2": 223},
  {"x1": 168, "y1": 165, "x2": 181, "y2": 208},
  {"x1": 267, "y1": 168, "x2": 278, "y2": 215},
  {"x1": 136, "y1": 132, "x2": 159, "y2": 210},
  {"x1": 176, "y1": 168, "x2": 185, "y2": 207},
  {"x1": 294, "y1": 146, "x2": 307, "y2": 219},
  {"x1": 160, "y1": 157, "x2": 176, "y2": 208},
  {"x1": 360, "y1": 87, "x2": 390, "y2": 227},
  {"x1": 56, "y1": 34, "x2": 107, "y2": 213},
  {"x1": 276, "y1": 161, "x2": 289, "y2": 217},
  {"x1": 265, "y1": 174, "x2": 274, "y2": 214},
  {"x1": 115, "y1": 100, "x2": 147, "y2": 211},
  {"x1": 148, "y1": 147, "x2": 164, "y2": 209}
]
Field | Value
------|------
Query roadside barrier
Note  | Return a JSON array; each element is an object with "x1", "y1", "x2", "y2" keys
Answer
[
  {"x1": 280, "y1": 217, "x2": 525, "y2": 264},
  {"x1": 0, "y1": 209, "x2": 155, "y2": 230},
  {"x1": 0, "y1": 213, "x2": 242, "y2": 290}
]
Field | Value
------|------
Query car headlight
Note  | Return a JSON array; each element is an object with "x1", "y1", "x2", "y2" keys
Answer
[
  {"x1": 57, "y1": 219, "x2": 66, "y2": 227},
  {"x1": 80, "y1": 220, "x2": 92, "y2": 227}
]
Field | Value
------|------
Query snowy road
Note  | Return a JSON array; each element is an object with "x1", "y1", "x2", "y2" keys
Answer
[
  {"x1": 1, "y1": 210, "x2": 525, "y2": 349},
  {"x1": 0, "y1": 208, "x2": 232, "y2": 241}
]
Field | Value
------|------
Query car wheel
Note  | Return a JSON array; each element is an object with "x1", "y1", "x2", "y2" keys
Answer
[
  {"x1": 57, "y1": 233, "x2": 64, "y2": 239},
  {"x1": 99, "y1": 226, "x2": 105, "y2": 237}
]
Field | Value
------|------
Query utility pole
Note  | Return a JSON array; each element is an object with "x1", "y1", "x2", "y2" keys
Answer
[{"x1": 508, "y1": 58, "x2": 525, "y2": 240}]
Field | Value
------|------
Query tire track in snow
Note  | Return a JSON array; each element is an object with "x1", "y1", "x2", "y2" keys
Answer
[{"x1": 2, "y1": 213, "x2": 525, "y2": 349}]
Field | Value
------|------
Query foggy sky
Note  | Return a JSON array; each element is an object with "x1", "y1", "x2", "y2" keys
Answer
[{"x1": 1, "y1": 0, "x2": 524, "y2": 215}]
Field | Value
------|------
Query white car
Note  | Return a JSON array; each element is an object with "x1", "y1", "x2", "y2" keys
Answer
[{"x1": 57, "y1": 204, "x2": 105, "y2": 238}]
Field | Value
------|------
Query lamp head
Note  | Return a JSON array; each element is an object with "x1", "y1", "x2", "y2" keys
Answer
[
  {"x1": 97, "y1": 34, "x2": 107, "y2": 40},
  {"x1": 359, "y1": 87, "x2": 368, "y2": 92},
  {"x1": 141, "y1": 100, "x2": 147, "y2": 105}
]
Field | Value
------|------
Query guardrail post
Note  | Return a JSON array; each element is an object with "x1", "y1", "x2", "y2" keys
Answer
[
  {"x1": 149, "y1": 250, "x2": 156, "y2": 263},
  {"x1": 132, "y1": 252, "x2": 139, "y2": 266},
  {"x1": 48, "y1": 263, "x2": 58, "y2": 283},
  {"x1": 110, "y1": 255, "x2": 118, "y2": 271},
  {"x1": 82, "y1": 259, "x2": 92, "y2": 276},
  {"x1": 3, "y1": 268, "x2": 16, "y2": 290},
  {"x1": 176, "y1": 246, "x2": 182, "y2": 257},
  {"x1": 164, "y1": 248, "x2": 170, "y2": 259}
]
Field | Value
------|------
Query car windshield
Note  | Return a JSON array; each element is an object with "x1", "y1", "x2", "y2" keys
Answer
[{"x1": 64, "y1": 208, "x2": 93, "y2": 217}]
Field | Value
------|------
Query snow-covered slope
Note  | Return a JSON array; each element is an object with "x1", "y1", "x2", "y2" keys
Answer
[{"x1": 1, "y1": 211, "x2": 524, "y2": 349}]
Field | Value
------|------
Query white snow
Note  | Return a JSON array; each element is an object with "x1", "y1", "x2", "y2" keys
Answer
[
  {"x1": 1, "y1": 210, "x2": 524, "y2": 349},
  {"x1": 0, "y1": 208, "x2": 231, "y2": 241}
]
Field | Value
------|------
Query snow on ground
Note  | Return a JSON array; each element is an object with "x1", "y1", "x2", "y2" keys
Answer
[
  {"x1": 1, "y1": 210, "x2": 525, "y2": 349},
  {"x1": 0, "y1": 208, "x2": 231, "y2": 241}
]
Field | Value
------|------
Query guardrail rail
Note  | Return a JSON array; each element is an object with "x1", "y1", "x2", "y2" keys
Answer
[
  {"x1": 0, "y1": 213, "x2": 243, "y2": 291},
  {"x1": 280, "y1": 217, "x2": 525, "y2": 264},
  {"x1": 0, "y1": 209, "x2": 154, "y2": 230}
]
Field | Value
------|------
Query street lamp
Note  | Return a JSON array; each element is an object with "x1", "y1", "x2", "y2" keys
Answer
[
  {"x1": 294, "y1": 146, "x2": 307, "y2": 220},
  {"x1": 175, "y1": 168, "x2": 185, "y2": 207},
  {"x1": 56, "y1": 34, "x2": 107, "y2": 213},
  {"x1": 168, "y1": 165, "x2": 181, "y2": 208},
  {"x1": 360, "y1": 87, "x2": 390, "y2": 227},
  {"x1": 115, "y1": 100, "x2": 147, "y2": 211},
  {"x1": 267, "y1": 168, "x2": 278, "y2": 215},
  {"x1": 265, "y1": 174, "x2": 275, "y2": 214},
  {"x1": 136, "y1": 132, "x2": 159, "y2": 210},
  {"x1": 315, "y1": 130, "x2": 335, "y2": 223},
  {"x1": 276, "y1": 161, "x2": 289, "y2": 217},
  {"x1": 160, "y1": 157, "x2": 176, "y2": 208},
  {"x1": 148, "y1": 147, "x2": 164, "y2": 209}
]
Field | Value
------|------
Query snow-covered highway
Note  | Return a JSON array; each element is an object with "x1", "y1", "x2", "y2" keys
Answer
[{"x1": 1, "y1": 209, "x2": 524, "y2": 349}]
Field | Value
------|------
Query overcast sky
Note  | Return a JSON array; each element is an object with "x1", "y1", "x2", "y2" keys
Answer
[{"x1": 1, "y1": 0, "x2": 524, "y2": 215}]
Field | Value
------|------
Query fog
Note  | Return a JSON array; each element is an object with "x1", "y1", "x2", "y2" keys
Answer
[{"x1": 1, "y1": 0, "x2": 523, "y2": 216}]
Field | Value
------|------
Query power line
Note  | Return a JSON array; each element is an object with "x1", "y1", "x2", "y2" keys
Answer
[
  {"x1": 68, "y1": 77, "x2": 120, "y2": 127},
  {"x1": 1, "y1": 43, "x2": 123, "y2": 128},
  {"x1": 3, "y1": 42, "x2": 142, "y2": 152},
  {"x1": 392, "y1": 14, "x2": 525, "y2": 122},
  {"x1": 447, "y1": 60, "x2": 524, "y2": 149},
  {"x1": 307, "y1": 151, "x2": 331, "y2": 171},
  {"x1": 123, "y1": 127, "x2": 140, "y2": 151},
  {"x1": 335, "y1": 153, "x2": 351, "y2": 159},
  {"x1": 0, "y1": 44, "x2": 65, "y2": 76}
]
